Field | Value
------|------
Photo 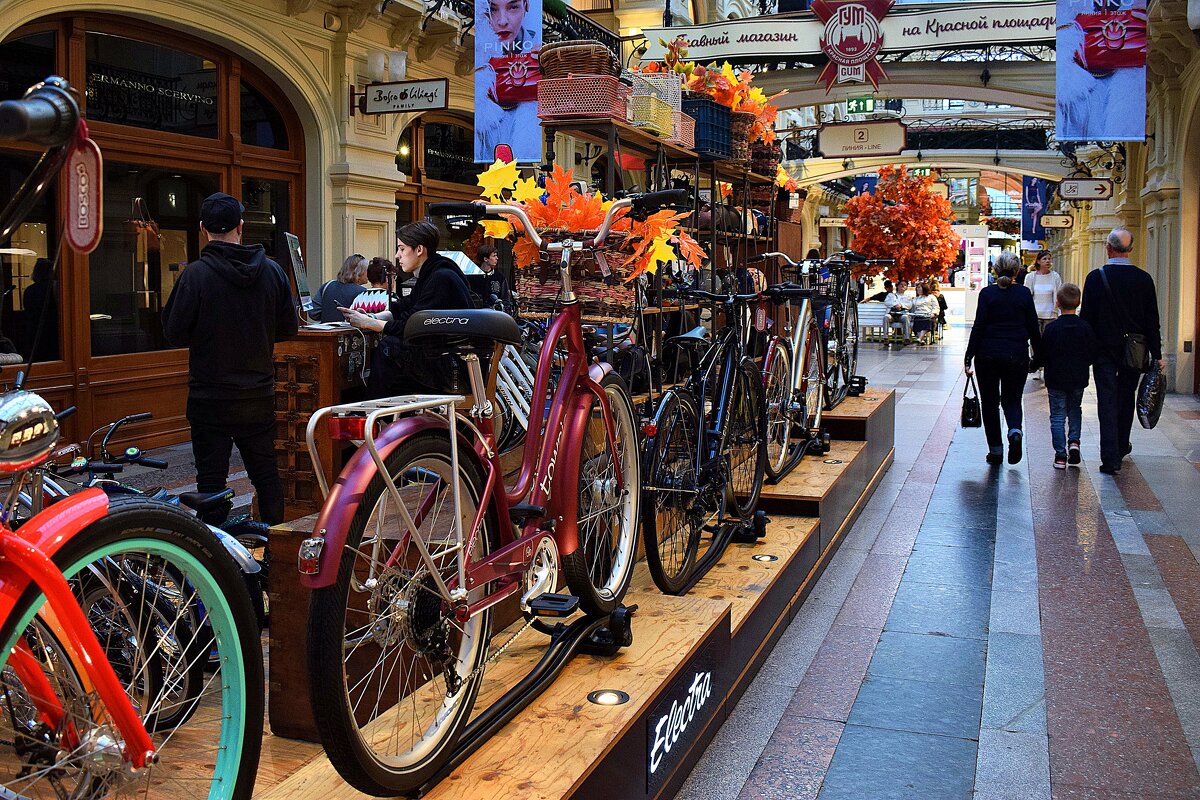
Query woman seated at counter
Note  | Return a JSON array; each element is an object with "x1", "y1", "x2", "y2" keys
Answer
[{"x1": 338, "y1": 221, "x2": 473, "y2": 397}]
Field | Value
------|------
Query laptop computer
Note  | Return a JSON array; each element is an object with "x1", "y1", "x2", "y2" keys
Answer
[{"x1": 284, "y1": 232, "x2": 315, "y2": 322}]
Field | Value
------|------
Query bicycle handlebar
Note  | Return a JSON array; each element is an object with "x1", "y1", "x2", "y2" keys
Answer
[
  {"x1": 0, "y1": 78, "x2": 79, "y2": 147},
  {"x1": 749, "y1": 252, "x2": 798, "y2": 267},
  {"x1": 663, "y1": 286, "x2": 760, "y2": 304}
]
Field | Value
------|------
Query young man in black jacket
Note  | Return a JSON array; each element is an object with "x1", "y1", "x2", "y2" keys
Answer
[
  {"x1": 162, "y1": 192, "x2": 298, "y2": 524},
  {"x1": 1080, "y1": 228, "x2": 1163, "y2": 474},
  {"x1": 339, "y1": 221, "x2": 474, "y2": 397},
  {"x1": 1035, "y1": 283, "x2": 1096, "y2": 469}
]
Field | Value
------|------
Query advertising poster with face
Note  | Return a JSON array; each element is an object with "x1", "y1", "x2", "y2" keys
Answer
[
  {"x1": 1055, "y1": 0, "x2": 1147, "y2": 141},
  {"x1": 1021, "y1": 176, "x2": 1048, "y2": 247},
  {"x1": 474, "y1": 0, "x2": 543, "y2": 163}
]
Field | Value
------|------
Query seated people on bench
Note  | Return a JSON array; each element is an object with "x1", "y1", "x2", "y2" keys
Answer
[
  {"x1": 339, "y1": 221, "x2": 473, "y2": 397},
  {"x1": 910, "y1": 281, "x2": 939, "y2": 344},
  {"x1": 885, "y1": 279, "x2": 913, "y2": 341},
  {"x1": 868, "y1": 279, "x2": 893, "y2": 303},
  {"x1": 310, "y1": 253, "x2": 367, "y2": 322}
]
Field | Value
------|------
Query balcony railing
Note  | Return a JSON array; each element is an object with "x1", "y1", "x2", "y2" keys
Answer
[{"x1": 544, "y1": 1, "x2": 621, "y2": 54}]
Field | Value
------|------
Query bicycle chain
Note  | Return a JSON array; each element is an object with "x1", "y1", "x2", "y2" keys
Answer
[{"x1": 455, "y1": 615, "x2": 536, "y2": 694}]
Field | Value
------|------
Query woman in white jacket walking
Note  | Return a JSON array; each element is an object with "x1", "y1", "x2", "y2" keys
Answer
[{"x1": 1024, "y1": 251, "x2": 1062, "y2": 378}]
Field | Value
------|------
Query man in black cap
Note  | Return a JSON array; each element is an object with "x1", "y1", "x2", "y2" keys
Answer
[{"x1": 163, "y1": 192, "x2": 297, "y2": 524}]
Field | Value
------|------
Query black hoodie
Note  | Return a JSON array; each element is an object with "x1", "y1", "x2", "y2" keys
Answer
[
  {"x1": 163, "y1": 240, "x2": 298, "y2": 400},
  {"x1": 381, "y1": 253, "x2": 473, "y2": 338}
]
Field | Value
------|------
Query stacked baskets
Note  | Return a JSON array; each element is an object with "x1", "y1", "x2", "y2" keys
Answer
[
  {"x1": 682, "y1": 93, "x2": 732, "y2": 159},
  {"x1": 730, "y1": 111, "x2": 756, "y2": 161},
  {"x1": 536, "y1": 40, "x2": 627, "y2": 123},
  {"x1": 629, "y1": 72, "x2": 679, "y2": 138}
]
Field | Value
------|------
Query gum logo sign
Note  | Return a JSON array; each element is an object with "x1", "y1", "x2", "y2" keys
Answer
[
  {"x1": 646, "y1": 635, "x2": 726, "y2": 793},
  {"x1": 813, "y1": 0, "x2": 895, "y2": 91}
]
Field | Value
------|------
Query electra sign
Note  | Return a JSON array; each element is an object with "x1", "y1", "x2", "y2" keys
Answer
[
  {"x1": 649, "y1": 671, "x2": 712, "y2": 776},
  {"x1": 645, "y1": 635, "x2": 727, "y2": 792},
  {"x1": 643, "y1": 1, "x2": 1054, "y2": 62}
]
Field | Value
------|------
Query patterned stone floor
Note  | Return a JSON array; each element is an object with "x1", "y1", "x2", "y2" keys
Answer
[{"x1": 677, "y1": 325, "x2": 1200, "y2": 800}]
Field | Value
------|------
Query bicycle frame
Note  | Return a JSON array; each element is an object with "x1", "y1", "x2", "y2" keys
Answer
[
  {"x1": 301, "y1": 250, "x2": 622, "y2": 619},
  {"x1": 0, "y1": 488, "x2": 156, "y2": 769}
]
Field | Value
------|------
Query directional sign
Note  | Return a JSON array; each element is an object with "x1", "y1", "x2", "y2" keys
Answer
[
  {"x1": 1040, "y1": 214, "x2": 1074, "y2": 229},
  {"x1": 1059, "y1": 178, "x2": 1113, "y2": 201},
  {"x1": 818, "y1": 120, "x2": 907, "y2": 158},
  {"x1": 846, "y1": 97, "x2": 875, "y2": 115}
]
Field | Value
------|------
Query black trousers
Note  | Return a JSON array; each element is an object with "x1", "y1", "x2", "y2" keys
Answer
[
  {"x1": 187, "y1": 396, "x2": 284, "y2": 525},
  {"x1": 1093, "y1": 357, "x2": 1141, "y2": 468},
  {"x1": 975, "y1": 356, "x2": 1028, "y2": 450}
]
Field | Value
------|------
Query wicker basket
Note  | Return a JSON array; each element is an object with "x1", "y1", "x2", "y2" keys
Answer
[
  {"x1": 751, "y1": 141, "x2": 782, "y2": 177},
  {"x1": 539, "y1": 41, "x2": 620, "y2": 79},
  {"x1": 515, "y1": 230, "x2": 638, "y2": 325},
  {"x1": 630, "y1": 71, "x2": 683, "y2": 112},
  {"x1": 731, "y1": 111, "x2": 756, "y2": 160},
  {"x1": 631, "y1": 95, "x2": 672, "y2": 137},
  {"x1": 538, "y1": 74, "x2": 630, "y2": 122},
  {"x1": 667, "y1": 111, "x2": 695, "y2": 149}
]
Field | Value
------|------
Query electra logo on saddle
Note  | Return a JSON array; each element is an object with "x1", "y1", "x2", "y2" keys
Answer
[{"x1": 423, "y1": 317, "x2": 471, "y2": 325}]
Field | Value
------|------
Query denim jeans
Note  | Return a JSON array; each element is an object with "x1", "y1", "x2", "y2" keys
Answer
[{"x1": 1048, "y1": 387, "x2": 1085, "y2": 457}]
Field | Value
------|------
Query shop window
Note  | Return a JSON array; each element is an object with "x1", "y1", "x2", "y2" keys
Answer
[
  {"x1": 0, "y1": 32, "x2": 55, "y2": 102},
  {"x1": 0, "y1": 154, "x2": 59, "y2": 363},
  {"x1": 242, "y1": 177, "x2": 290, "y2": 260},
  {"x1": 85, "y1": 32, "x2": 218, "y2": 138},
  {"x1": 424, "y1": 122, "x2": 480, "y2": 185},
  {"x1": 240, "y1": 80, "x2": 289, "y2": 150},
  {"x1": 396, "y1": 128, "x2": 413, "y2": 175},
  {"x1": 89, "y1": 163, "x2": 218, "y2": 357}
]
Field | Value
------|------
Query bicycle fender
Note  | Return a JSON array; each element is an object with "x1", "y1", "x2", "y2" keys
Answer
[
  {"x1": 207, "y1": 526, "x2": 261, "y2": 574},
  {"x1": 553, "y1": 362, "x2": 614, "y2": 557},
  {"x1": 300, "y1": 415, "x2": 484, "y2": 589},
  {"x1": 14, "y1": 487, "x2": 109, "y2": 558}
]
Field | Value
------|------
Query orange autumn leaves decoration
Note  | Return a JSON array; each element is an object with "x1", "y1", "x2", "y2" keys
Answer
[
  {"x1": 476, "y1": 161, "x2": 704, "y2": 281},
  {"x1": 843, "y1": 165, "x2": 959, "y2": 283}
]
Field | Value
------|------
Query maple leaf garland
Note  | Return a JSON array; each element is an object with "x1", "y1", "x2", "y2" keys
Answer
[{"x1": 473, "y1": 160, "x2": 704, "y2": 281}]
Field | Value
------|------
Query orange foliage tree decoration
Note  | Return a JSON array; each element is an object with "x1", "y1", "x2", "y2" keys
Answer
[{"x1": 843, "y1": 165, "x2": 959, "y2": 282}]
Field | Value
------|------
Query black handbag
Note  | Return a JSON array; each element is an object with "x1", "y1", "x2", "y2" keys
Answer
[
  {"x1": 1137, "y1": 364, "x2": 1165, "y2": 429},
  {"x1": 1099, "y1": 266, "x2": 1149, "y2": 371},
  {"x1": 961, "y1": 375, "x2": 982, "y2": 428}
]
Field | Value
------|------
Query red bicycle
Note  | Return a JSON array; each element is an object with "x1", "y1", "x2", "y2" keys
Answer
[{"x1": 298, "y1": 190, "x2": 685, "y2": 795}]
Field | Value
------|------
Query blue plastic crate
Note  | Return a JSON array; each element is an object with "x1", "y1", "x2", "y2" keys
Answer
[{"x1": 682, "y1": 96, "x2": 731, "y2": 159}]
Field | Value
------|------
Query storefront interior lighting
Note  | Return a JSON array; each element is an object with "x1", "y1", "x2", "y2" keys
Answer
[
  {"x1": 399, "y1": 144, "x2": 411, "y2": 157},
  {"x1": 587, "y1": 690, "x2": 629, "y2": 706},
  {"x1": 751, "y1": 554, "x2": 779, "y2": 562}
]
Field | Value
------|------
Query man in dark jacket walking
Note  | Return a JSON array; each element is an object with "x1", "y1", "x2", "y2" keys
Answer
[
  {"x1": 162, "y1": 192, "x2": 298, "y2": 523},
  {"x1": 1080, "y1": 228, "x2": 1163, "y2": 475}
]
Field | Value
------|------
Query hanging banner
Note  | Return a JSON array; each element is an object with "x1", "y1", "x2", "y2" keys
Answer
[
  {"x1": 853, "y1": 175, "x2": 879, "y2": 195},
  {"x1": 643, "y1": 2, "x2": 1055, "y2": 63},
  {"x1": 1055, "y1": 0, "x2": 1147, "y2": 141},
  {"x1": 812, "y1": 0, "x2": 894, "y2": 91},
  {"x1": 474, "y1": 0, "x2": 543, "y2": 163},
  {"x1": 1021, "y1": 176, "x2": 1048, "y2": 244}
]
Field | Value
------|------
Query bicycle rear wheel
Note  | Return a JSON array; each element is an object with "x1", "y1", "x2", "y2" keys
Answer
[
  {"x1": 0, "y1": 497, "x2": 263, "y2": 800},
  {"x1": 641, "y1": 389, "x2": 702, "y2": 594},
  {"x1": 799, "y1": 314, "x2": 825, "y2": 436},
  {"x1": 723, "y1": 358, "x2": 768, "y2": 521},
  {"x1": 308, "y1": 432, "x2": 496, "y2": 796},
  {"x1": 561, "y1": 372, "x2": 640, "y2": 617},
  {"x1": 763, "y1": 340, "x2": 794, "y2": 481},
  {"x1": 841, "y1": 299, "x2": 859, "y2": 389}
]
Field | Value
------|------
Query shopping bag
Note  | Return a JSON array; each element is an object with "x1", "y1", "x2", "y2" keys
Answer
[
  {"x1": 961, "y1": 375, "x2": 982, "y2": 428},
  {"x1": 1137, "y1": 364, "x2": 1165, "y2": 429}
]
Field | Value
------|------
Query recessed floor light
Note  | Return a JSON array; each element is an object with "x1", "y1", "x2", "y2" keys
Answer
[
  {"x1": 752, "y1": 554, "x2": 779, "y2": 562},
  {"x1": 823, "y1": 458, "x2": 844, "y2": 465},
  {"x1": 587, "y1": 689, "x2": 630, "y2": 706}
]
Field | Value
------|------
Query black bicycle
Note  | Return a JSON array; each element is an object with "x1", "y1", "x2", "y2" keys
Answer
[{"x1": 640, "y1": 281, "x2": 768, "y2": 594}]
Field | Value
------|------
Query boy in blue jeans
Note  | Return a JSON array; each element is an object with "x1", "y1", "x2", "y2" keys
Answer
[{"x1": 1036, "y1": 283, "x2": 1097, "y2": 469}]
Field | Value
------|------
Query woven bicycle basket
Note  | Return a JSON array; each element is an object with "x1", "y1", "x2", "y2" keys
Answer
[
  {"x1": 514, "y1": 230, "x2": 638, "y2": 324},
  {"x1": 539, "y1": 41, "x2": 621, "y2": 79}
]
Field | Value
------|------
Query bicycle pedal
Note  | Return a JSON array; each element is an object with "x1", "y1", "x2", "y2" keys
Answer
[{"x1": 528, "y1": 593, "x2": 579, "y2": 618}]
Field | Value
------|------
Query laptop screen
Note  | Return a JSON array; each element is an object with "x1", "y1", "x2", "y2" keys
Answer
[{"x1": 284, "y1": 233, "x2": 312, "y2": 315}]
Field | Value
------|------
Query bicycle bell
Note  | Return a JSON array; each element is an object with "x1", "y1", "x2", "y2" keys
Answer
[{"x1": 0, "y1": 390, "x2": 59, "y2": 472}]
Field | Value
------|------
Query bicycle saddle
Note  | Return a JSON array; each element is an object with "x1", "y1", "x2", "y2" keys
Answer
[
  {"x1": 664, "y1": 325, "x2": 710, "y2": 349},
  {"x1": 404, "y1": 309, "x2": 522, "y2": 346},
  {"x1": 179, "y1": 488, "x2": 236, "y2": 513}
]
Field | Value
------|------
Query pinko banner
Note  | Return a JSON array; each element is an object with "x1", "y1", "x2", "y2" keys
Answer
[
  {"x1": 474, "y1": 0, "x2": 543, "y2": 162},
  {"x1": 1055, "y1": 0, "x2": 1147, "y2": 141}
]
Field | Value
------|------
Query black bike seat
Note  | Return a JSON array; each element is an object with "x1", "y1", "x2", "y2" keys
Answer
[
  {"x1": 664, "y1": 326, "x2": 710, "y2": 349},
  {"x1": 179, "y1": 488, "x2": 236, "y2": 513}
]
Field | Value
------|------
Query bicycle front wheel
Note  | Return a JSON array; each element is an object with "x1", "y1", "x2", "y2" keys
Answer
[
  {"x1": 641, "y1": 389, "x2": 702, "y2": 594},
  {"x1": 723, "y1": 358, "x2": 768, "y2": 521},
  {"x1": 841, "y1": 300, "x2": 859, "y2": 389},
  {"x1": 0, "y1": 497, "x2": 263, "y2": 800},
  {"x1": 308, "y1": 432, "x2": 496, "y2": 796},
  {"x1": 799, "y1": 314, "x2": 825, "y2": 436},
  {"x1": 763, "y1": 340, "x2": 795, "y2": 480},
  {"x1": 562, "y1": 371, "x2": 640, "y2": 617}
]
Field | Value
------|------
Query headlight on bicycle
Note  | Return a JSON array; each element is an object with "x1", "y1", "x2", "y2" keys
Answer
[{"x1": 0, "y1": 390, "x2": 59, "y2": 472}]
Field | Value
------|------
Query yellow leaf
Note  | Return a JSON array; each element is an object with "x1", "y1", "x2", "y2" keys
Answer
[
  {"x1": 477, "y1": 159, "x2": 521, "y2": 201},
  {"x1": 481, "y1": 219, "x2": 513, "y2": 239},
  {"x1": 721, "y1": 61, "x2": 738, "y2": 84},
  {"x1": 648, "y1": 235, "x2": 677, "y2": 272},
  {"x1": 512, "y1": 177, "x2": 544, "y2": 206}
]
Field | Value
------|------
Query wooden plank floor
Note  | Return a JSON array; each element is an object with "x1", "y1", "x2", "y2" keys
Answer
[
  {"x1": 821, "y1": 388, "x2": 891, "y2": 421},
  {"x1": 759, "y1": 440, "x2": 868, "y2": 504}
]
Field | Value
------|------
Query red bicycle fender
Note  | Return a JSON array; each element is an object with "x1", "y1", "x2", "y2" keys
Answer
[
  {"x1": 0, "y1": 488, "x2": 109, "y2": 619},
  {"x1": 300, "y1": 415, "x2": 485, "y2": 589},
  {"x1": 554, "y1": 362, "x2": 616, "y2": 556}
]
